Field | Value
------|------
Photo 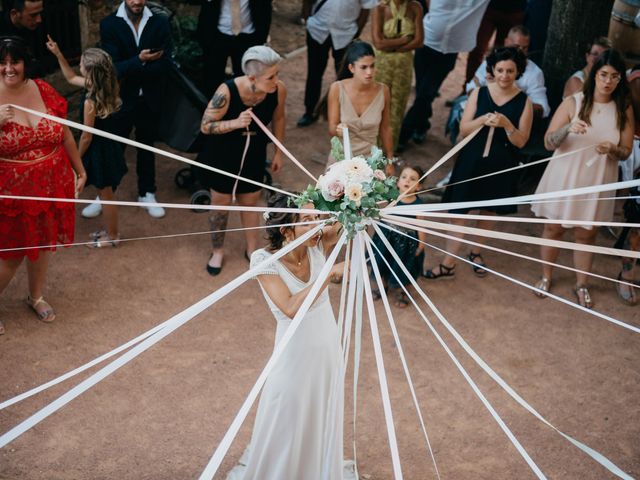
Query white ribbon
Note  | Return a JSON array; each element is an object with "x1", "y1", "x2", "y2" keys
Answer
[
  {"x1": 363, "y1": 235, "x2": 441, "y2": 479},
  {"x1": 386, "y1": 179, "x2": 640, "y2": 214},
  {"x1": 357, "y1": 233, "x2": 403, "y2": 479},
  {"x1": 0, "y1": 224, "x2": 325, "y2": 449},
  {"x1": 9, "y1": 104, "x2": 296, "y2": 198},
  {"x1": 371, "y1": 224, "x2": 548, "y2": 479},
  {"x1": 373, "y1": 222, "x2": 632, "y2": 479}
]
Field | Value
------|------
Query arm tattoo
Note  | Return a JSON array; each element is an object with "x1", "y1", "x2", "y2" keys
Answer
[
  {"x1": 547, "y1": 123, "x2": 571, "y2": 149},
  {"x1": 211, "y1": 93, "x2": 227, "y2": 109}
]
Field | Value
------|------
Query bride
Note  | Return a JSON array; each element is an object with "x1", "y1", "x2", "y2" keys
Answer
[{"x1": 227, "y1": 193, "x2": 354, "y2": 480}]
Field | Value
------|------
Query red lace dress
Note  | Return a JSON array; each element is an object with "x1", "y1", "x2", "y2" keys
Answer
[{"x1": 0, "y1": 79, "x2": 75, "y2": 261}]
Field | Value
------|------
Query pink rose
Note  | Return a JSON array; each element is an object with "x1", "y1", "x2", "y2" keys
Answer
[
  {"x1": 327, "y1": 180, "x2": 345, "y2": 199},
  {"x1": 373, "y1": 169, "x2": 386, "y2": 181}
]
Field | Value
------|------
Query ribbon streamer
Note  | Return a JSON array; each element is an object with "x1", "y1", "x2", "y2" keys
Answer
[
  {"x1": 357, "y1": 233, "x2": 403, "y2": 479},
  {"x1": 373, "y1": 222, "x2": 632, "y2": 479},
  {"x1": 9, "y1": 104, "x2": 296, "y2": 198},
  {"x1": 0, "y1": 224, "x2": 325, "y2": 448},
  {"x1": 363, "y1": 236, "x2": 441, "y2": 480},
  {"x1": 370, "y1": 225, "x2": 547, "y2": 479}
]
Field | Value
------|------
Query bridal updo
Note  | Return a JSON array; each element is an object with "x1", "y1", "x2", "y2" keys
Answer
[{"x1": 264, "y1": 192, "x2": 298, "y2": 251}]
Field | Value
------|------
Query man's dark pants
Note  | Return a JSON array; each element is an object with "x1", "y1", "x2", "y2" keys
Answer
[{"x1": 399, "y1": 45, "x2": 457, "y2": 144}]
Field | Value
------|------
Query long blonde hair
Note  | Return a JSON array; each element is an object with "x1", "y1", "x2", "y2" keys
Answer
[{"x1": 82, "y1": 48, "x2": 121, "y2": 119}]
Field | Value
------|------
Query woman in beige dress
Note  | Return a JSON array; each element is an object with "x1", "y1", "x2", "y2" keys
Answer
[
  {"x1": 532, "y1": 50, "x2": 634, "y2": 308},
  {"x1": 327, "y1": 41, "x2": 394, "y2": 172}
]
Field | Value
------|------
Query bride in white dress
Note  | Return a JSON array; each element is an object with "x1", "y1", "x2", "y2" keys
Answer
[{"x1": 227, "y1": 193, "x2": 355, "y2": 480}]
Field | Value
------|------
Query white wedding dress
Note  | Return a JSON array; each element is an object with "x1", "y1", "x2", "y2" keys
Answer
[{"x1": 227, "y1": 245, "x2": 356, "y2": 480}]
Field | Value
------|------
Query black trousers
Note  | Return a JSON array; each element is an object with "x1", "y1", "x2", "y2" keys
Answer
[
  {"x1": 303, "y1": 31, "x2": 348, "y2": 116},
  {"x1": 202, "y1": 31, "x2": 262, "y2": 98},
  {"x1": 399, "y1": 45, "x2": 457, "y2": 143},
  {"x1": 114, "y1": 97, "x2": 159, "y2": 197}
]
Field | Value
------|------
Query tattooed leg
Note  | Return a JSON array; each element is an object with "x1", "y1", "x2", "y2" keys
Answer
[{"x1": 209, "y1": 211, "x2": 229, "y2": 249}]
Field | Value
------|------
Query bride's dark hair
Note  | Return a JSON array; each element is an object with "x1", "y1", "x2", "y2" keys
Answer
[{"x1": 265, "y1": 192, "x2": 298, "y2": 251}]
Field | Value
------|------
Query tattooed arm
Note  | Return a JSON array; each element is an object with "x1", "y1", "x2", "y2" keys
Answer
[
  {"x1": 201, "y1": 84, "x2": 252, "y2": 135},
  {"x1": 544, "y1": 96, "x2": 587, "y2": 150}
]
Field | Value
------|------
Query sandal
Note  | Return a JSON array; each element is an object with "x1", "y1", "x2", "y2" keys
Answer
[
  {"x1": 394, "y1": 292, "x2": 409, "y2": 308},
  {"x1": 533, "y1": 277, "x2": 551, "y2": 298},
  {"x1": 87, "y1": 231, "x2": 120, "y2": 248},
  {"x1": 0, "y1": 320, "x2": 5, "y2": 335},
  {"x1": 26, "y1": 295, "x2": 56, "y2": 323},
  {"x1": 616, "y1": 273, "x2": 638, "y2": 306},
  {"x1": 574, "y1": 285, "x2": 594, "y2": 309},
  {"x1": 423, "y1": 263, "x2": 455, "y2": 280},
  {"x1": 371, "y1": 288, "x2": 382, "y2": 301},
  {"x1": 467, "y1": 252, "x2": 487, "y2": 277},
  {"x1": 89, "y1": 229, "x2": 106, "y2": 240}
]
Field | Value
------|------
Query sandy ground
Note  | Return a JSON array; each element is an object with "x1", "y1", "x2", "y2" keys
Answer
[{"x1": 1, "y1": 9, "x2": 640, "y2": 480}]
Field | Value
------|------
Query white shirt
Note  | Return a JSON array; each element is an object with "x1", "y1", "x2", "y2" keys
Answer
[
  {"x1": 466, "y1": 58, "x2": 551, "y2": 117},
  {"x1": 424, "y1": 0, "x2": 490, "y2": 54},
  {"x1": 116, "y1": 2, "x2": 152, "y2": 46},
  {"x1": 218, "y1": 0, "x2": 255, "y2": 36},
  {"x1": 306, "y1": 0, "x2": 377, "y2": 51}
]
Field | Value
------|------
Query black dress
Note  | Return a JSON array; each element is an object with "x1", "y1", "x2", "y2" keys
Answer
[
  {"x1": 372, "y1": 197, "x2": 425, "y2": 288},
  {"x1": 442, "y1": 86, "x2": 527, "y2": 214},
  {"x1": 81, "y1": 96, "x2": 128, "y2": 190},
  {"x1": 197, "y1": 79, "x2": 279, "y2": 194}
]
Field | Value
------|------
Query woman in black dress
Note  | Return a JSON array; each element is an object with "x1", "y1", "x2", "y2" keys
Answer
[
  {"x1": 425, "y1": 47, "x2": 533, "y2": 280},
  {"x1": 198, "y1": 46, "x2": 286, "y2": 275}
]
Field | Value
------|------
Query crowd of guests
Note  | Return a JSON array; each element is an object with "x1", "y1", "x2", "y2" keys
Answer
[{"x1": 0, "y1": 0, "x2": 638, "y2": 336}]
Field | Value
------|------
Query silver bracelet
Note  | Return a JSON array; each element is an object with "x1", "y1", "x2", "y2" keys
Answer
[{"x1": 506, "y1": 128, "x2": 516, "y2": 137}]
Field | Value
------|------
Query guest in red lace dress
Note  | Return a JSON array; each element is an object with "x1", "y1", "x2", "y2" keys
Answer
[{"x1": 0, "y1": 37, "x2": 86, "y2": 335}]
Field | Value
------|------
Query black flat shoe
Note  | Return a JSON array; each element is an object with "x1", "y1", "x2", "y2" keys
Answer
[
  {"x1": 296, "y1": 113, "x2": 317, "y2": 127},
  {"x1": 206, "y1": 255, "x2": 223, "y2": 276}
]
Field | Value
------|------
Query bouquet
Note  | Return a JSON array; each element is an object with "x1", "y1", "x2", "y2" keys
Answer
[{"x1": 294, "y1": 137, "x2": 399, "y2": 237}]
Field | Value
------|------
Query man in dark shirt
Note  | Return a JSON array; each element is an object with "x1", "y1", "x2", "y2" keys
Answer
[{"x1": 0, "y1": 0, "x2": 48, "y2": 77}]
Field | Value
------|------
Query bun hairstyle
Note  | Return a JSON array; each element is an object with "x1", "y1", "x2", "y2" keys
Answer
[
  {"x1": 264, "y1": 192, "x2": 299, "y2": 251},
  {"x1": 485, "y1": 46, "x2": 527, "y2": 80}
]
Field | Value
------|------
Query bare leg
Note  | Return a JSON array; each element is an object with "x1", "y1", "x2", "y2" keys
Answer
[
  {"x1": 99, "y1": 187, "x2": 119, "y2": 239},
  {"x1": 208, "y1": 190, "x2": 232, "y2": 269},
  {"x1": 0, "y1": 257, "x2": 24, "y2": 334},
  {"x1": 618, "y1": 229, "x2": 639, "y2": 304},
  {"x1": 573, "y1": 226, "x2": 598, "y2": 286},
  {"x1": 26, "y1": 251, "x2": 51, "y2": 300},
  {"x1": 440, "y1": 217, "x2": 468, "y2": 268},
  {"x1": 237, "y1": 190, "x2": 262, "y2": 257},
  {"x1": 540, "y1": 223, "x2": 566, "y2": 280}
]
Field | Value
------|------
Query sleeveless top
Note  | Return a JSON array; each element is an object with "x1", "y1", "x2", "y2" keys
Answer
[
  {"x1": 532, "y1": 92, "x2": 620, "y2": 226},
  {"x1": 339, "y1": 81, "x2": 385, "y2": 157},
  {"x1": 381, "y1": 0, "x2": 415, "y2": 39}
]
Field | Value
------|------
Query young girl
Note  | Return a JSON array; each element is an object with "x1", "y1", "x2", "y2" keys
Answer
[
  {"x1": 372, "y1": 165, "x2": 427, "y2": 307},
  {"x1": 47, "y1": 37, "x2": 126, "y2": 247}
]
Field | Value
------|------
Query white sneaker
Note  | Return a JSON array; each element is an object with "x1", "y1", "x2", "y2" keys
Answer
[
  {"x1": 138, "y1": 192, "x2": 165, "y2": 218},
  {"x1": 81, "y1": 196, "x2": 102, "y2": 218}
]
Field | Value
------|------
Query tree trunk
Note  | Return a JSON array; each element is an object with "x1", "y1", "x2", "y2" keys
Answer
[{"x1": 542, "y1": 0, "x2": 614, "y2": 110}]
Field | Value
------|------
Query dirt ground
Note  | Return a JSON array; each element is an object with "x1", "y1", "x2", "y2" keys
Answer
[{"x1": 1, "y1": 6, "x2": 639, "y2": 480}]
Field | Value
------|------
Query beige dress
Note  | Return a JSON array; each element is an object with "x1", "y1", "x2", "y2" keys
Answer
[
  {"x1": 339, "y1": 81, "x2": 385, "y2": 157},
  {"x1": 532, "y1": 92, "x2": 620, "y2": 228}
]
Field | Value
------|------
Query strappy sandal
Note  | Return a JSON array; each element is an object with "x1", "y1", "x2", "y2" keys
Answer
[
  {"x1": 616, "y1": 273, "x2": 637, "y2": 306},
  {"x1": 87, "y1": 231, "x2": 120, "y2": 248},
  {"x1": 89, "y1": 229, "x2": 107, "y2": 240},
  {"x1": 467, "y1": 252, "x2": 487, "y2": 277},
  {"x1": 574, "y1": 284, "x2": 594, "y2": 309},
  {"x1": 423, "y1": 263, "x2": 455, "y2": 280},
  {"x1": 26, "y1": 295, "x2": 56, "y2": 323},
  {"x1": 533, "y1": 277, "x2": 551, "y2": 298}
]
